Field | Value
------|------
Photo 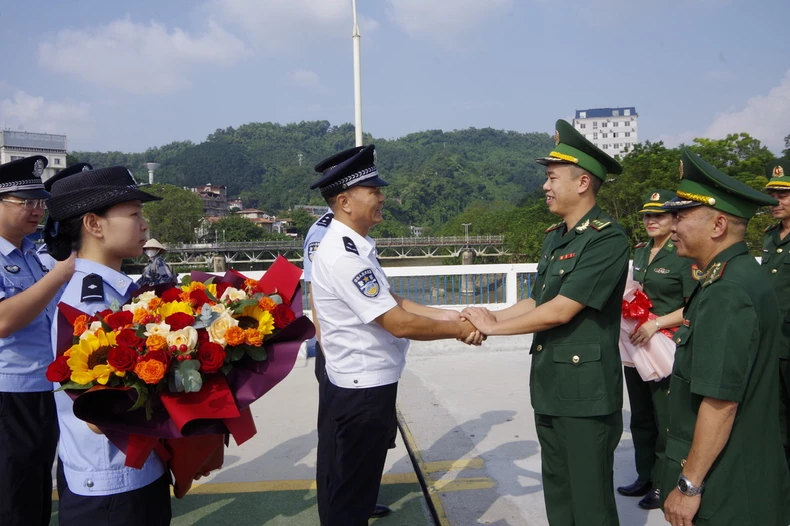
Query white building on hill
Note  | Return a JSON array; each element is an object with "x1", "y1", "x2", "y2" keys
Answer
[
  {"x1": 572, "y1": 107, "x2": 638, "y2": 158},
  {"x1": 0, "y1": 131, "x2": 67, "y2": 181}
]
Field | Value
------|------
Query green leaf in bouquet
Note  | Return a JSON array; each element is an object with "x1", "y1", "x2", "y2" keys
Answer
[
  {"x1": 128, "y1": 379, "x2": 148, "y2": 412},
  {"x1": 245, "y1": 345, "x2": 268, "y2": 362},
  {"x1": 109, "y1": 298, "x2": 122, "y2": 313},
  {"x1": 135, "y1": 324, "x2": 148, "y2": 339},
  {"x1": 56, "y1": 380, "x2": 95, "y2": 392},
  {"x1": 180, "y1": 275, "x2": 192, "y2": 286},
  {"x1": 269, "y1": 294, "x2": 283, "y2": 305},
  {"x1": 231, "y1": 299, "x2": 259, "y2": 315},
  {"x1": 229, "y1": 345, "x2": 245, "y2": 361},
  {"x1": 193, "y1": 303, "x2": 220, "y2": 329},
  {"x1": 220, "y1": 363, "x2": 233, "y2": 375},
  {"x1": 95, "y1": 313, "x2": 112, "y2": 333},
  {"x1": 176, "y1": 359, "x2": 203, "y2": 393},
  {"x1": 204, "y1": 287, "x2": 219, "y2": 303}
]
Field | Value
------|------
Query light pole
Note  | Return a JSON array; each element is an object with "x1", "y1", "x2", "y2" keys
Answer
[
  {"x1": 144, "y1": 162, "x2": 160, "y2": 185},
  {"x1": 352, "y1": 0, "x2": 363, "y2": 147},
  {"x1": 462, "y1": 223, "x2": 471, "y2": 245}
]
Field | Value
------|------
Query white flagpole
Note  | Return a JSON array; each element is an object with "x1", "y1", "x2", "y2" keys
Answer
[{"x1": 352, "y1": 0, "x2": 363, "y2": 147}]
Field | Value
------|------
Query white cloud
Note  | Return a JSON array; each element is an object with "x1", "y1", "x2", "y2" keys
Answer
[
  {"x1": 205, "y1": 0, "x2": 379, "y2": 52},
  {"x1": 705, "y1": 69, "x2": 790, "y2": 154},
  {"x1": 0, "y1": 90, "x2": 93, "y2": 144},
  {"x1": 387, "y1": 0, "x2": 513, "y2": 45},
  {"x1": 38, "y1": 19, "x2": 248, "y2": 95}
]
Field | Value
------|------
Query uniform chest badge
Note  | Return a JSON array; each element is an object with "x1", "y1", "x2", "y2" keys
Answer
[
  {"x1": 307, "y1": 241, "x2": 320, "y2": 262},
  {"x1": 353, "y1": 268, "x2": 380, "y2": 298},
  {"x1": 558, "y1": 253, "x2": 575, "y2": 260},
  {"x1": 4, "y1": 265, "x2": 20, "y2": 274},
  {"x1": 653, "y1": 268, "x2": 670, "y2": 274}
]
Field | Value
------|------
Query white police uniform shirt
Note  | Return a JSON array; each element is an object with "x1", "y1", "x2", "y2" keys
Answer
[
  {"x1": 52, "y1": 258, "x2": 165, "y2": 496},
  {"x1": 0, "y1": 235, "x2": 58, "y2": 392},
  {"x1": 302, "y1": 210, "x2": 332, "y2": 284},
  {"x1": 311, "y1": 220, "x2": 409, "y2": 389}
]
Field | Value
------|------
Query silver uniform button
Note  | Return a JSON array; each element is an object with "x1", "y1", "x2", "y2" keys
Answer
[
  {"x1": 559, "y1": 269, "x2": 565, "y2": 275},
  {"x1": 536, "y1": 345, "x2": 543, "y2": 352},
  {"x1": 778, "y1": 248, "x2": 784, "y2": 254},
  {"x1": 772, "y1": 269, "x2": 778, "y2": 274},
  {"x1": 572, "y1": 355, "x2": 580, "y2": 364},
  {"x1": 353, "y1": 379, "x2": 358, "y2": 384},
  {"x1": 85, "y1": 479, "x2": 94, "y2": 488}
]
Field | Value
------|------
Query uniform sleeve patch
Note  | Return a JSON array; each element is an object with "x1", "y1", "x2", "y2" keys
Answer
[
  {"x1": 343, "y1": 236, "x2": 359, "y2": 255},
  {"x1": 691, "y1": 265, "x2": 703, "y2": 281},
  {"x1": 307, "y1": 241, "x2": 320, "y2": 262},
  {"x1": 352, "y1": 268, "x2": 380, "y2": 298}
]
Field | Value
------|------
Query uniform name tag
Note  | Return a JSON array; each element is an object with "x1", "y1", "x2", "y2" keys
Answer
[
  {"x1": 653, "y1": 268, "x2": 670, "y2": 274},
  {"x1": 558, "y1": 253, "x2": 575, "y2": 260},
  {"x1": 4, "y1": 265, "x2": 20, "y2": 274},
  {"x1": 307, "y1": 241, "x2": 320, "y2": 262},
  {"x1": 353, "y1": 268, "x2": 380, "y2": 298}
]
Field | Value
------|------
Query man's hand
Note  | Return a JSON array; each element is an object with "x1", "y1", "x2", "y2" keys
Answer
[
  {"x1": 52, "y1": 252, "x2": 77, "y2": 284},
  {"x1": 461, "y1": 307, "x2": 498, "y2": 335},
  {"x1": 630, "y1": 319, "x2": 659, "y2": 346},
  {"x1": 663, "y1": 488, "x2": 700, "y2": 526}
]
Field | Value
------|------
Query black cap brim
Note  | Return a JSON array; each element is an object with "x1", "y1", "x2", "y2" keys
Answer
[
  {"x1": 9, "y1": 188, "x2": 51, "y2": 199},
  {"x1": 535, "y1": 156, "x2": 575, "y2": 167}
]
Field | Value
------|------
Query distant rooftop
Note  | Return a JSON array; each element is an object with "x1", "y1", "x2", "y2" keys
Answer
[
  {"x1": 575, "y1": 107, "x2": 637, "y2": 119},
  {"x1": 0, "y1": 130, "x2": 67, "y2": 150}
]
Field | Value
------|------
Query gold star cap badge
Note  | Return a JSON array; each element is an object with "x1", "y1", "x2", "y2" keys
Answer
[
  {"x1": 554, "y1": 130, "x2": 560, "y2": 146},
  {"x1": 679, "y1": 159, "x2": 684, "y2": 179},
  {"x1": 774, "y1": 165, "x2": 785, "y2": 178},
  {"x1": 650, "y1": 192, "x2": 660, "y2": 201}
]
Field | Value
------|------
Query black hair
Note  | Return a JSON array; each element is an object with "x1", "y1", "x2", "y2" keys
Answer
[{"x1": 45, "y1": 206, "x2": 110, "y2": 261}]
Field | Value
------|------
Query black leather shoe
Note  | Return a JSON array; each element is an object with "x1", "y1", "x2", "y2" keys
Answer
[
  {"x1": 371, "y1": 504, "x2": 392, "y2": 519},
  {"x1": 638, "y1": 488, "x2": 660, "y2": 510},
  {"x1": 616, "y1": 479, "x2": 652, "y2": 497}
]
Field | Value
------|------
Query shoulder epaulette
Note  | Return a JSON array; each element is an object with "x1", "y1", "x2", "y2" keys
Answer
[
  {"x1": 701, "y1": 262, "x2": 726, "y2": 287},
  {"x1": 81, "y1": 273, "x2": 105, "y2": 302},
  {"x1": 545, "y1": 221, "x2": 564, "y2": 234},
  {"x1": 765, "y1": 223, "x2": 780, "y2": 233},
  {"x1": 590, "y1": 219, "x2": 612, "y2": 231},
  {"x1": 317, "y1": 213, "x2": 334, "y2": 228},
  {"x1": 634, "y1": 242, "x2": 648, "y2": 249},
  {"x1": 342, "y1": 236, "x2": 359, "y2": 255}
]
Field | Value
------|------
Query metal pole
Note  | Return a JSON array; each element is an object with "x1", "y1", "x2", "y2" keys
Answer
[
  {"x1": 352, "y1": 0, "x2": 363, "y2": 147},
  {"x1": 462, "y1": 223, "x2": 471, "y2": 244}
]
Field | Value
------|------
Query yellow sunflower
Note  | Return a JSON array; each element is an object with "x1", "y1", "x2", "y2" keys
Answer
[
  {"x1": 180, "y1": 282, "x2": 218, "y2": 301},
  {"x1": 66, "y1": 330, "x2": 119, "y2": 385},
  {"x1": 159, "y1": 300, "x2": 194, "y2": 319},
  {"x1": 235, "y1": 305, "x2": 275, "y2": 338}
]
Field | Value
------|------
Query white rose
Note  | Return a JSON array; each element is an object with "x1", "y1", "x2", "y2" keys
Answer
[
  {"x1": 220, "y1": 287, "x2": 248, "y2": 302},
  {"x1": 145, "y1": 322, "x2": 172, "y2": 338},
  {"x1": 166, "y1": 327, "x2": 198, "y2": 351},
  {"x1": 123, "y1": 291, "x2": 158, "y2": 313},
  {"x1": 211, "y1": 303, "x2": 229, "y2": 316},
  {"x1": 208, "y1": 312, "x2": 239, "y2": 346},
  {"x1": 79, "y1": 321, "x2": 105, "y2": 340}
]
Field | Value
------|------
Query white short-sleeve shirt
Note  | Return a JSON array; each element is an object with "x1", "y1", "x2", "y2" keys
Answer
[{"x1": 311, "y1": 219, "x2": 409, "y2": 388}]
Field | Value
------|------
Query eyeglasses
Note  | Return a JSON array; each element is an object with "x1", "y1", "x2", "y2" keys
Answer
[{"x1": 0, "y1": 198, "x2": 47, "y2": 210}]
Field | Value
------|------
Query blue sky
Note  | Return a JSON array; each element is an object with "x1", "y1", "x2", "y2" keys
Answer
[{"x1": 2, "y1": 0, "x2": 788, "y2": 154}]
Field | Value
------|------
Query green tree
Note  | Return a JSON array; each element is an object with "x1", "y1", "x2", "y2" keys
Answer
[
  {"x1": 286, "y1": 208, "x2": 317, "y2": 237},
  {"x1": 783, "y1": 133, "x2": 790, "y2": 159},
  {"x1": 142, "y1": 184, "x2": 204, "y2": 244},
  {"x1": 209, "y1": 215, "x2": 268, "y2": 242}
]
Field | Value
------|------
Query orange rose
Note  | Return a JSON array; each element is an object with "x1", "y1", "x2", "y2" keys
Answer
[
  {"x1": 244, "y1": 328, "x2": 263, "y2": 346},
  {"x1": 244, "y1": 278, "x2": 258, "y2": 292},
  {"x1": 133, "y1": 309, "x2": 150, "y2": 325},
  {"x1": 225, "y1": 326, "x2": 246, "y2": 346},
  {"x1": 146, "y1": 334, "x2": 168, "y2": 352},
  {"x1": 148, "y1": 297, "x2": 162, "y2": 311},
  {"x1": 257, "y1": 297, "x2": 276, "y2": 312},
  {"x1": 134, "y1": 359, "x2": 166, "y2": 384},
  {"x1": 73, "y1": 315, "x2": 90, "y2": 336}
]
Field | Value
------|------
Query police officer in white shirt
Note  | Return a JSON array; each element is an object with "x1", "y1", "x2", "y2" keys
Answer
[{"x1": 310, "y1": 145, "x2": 481, "y2": 526}]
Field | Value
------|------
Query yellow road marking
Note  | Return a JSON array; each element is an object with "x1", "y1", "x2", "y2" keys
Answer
[
  {"x1": 431, "y1": 477, "x2": 495, "y2": 492},
  {"x1": 423, "y1": 458, "x2": 484, "y2": 472}
]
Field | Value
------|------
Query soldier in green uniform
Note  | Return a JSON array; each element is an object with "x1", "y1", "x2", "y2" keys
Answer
[
  {"x1": 617, "y1": 190, "x2": 697, "y2": 510},
  {"x1": 760, "y1": 158, "x2": 790, "y2": 472},
  {"x1": 464, "y1": 119, "x2": 629, "y2": 525},
  {"x1": 659, "y1": 148, "x2": 790, "y2": 526}
]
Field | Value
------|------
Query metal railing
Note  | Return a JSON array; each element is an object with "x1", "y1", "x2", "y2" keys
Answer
[{"x1": 166, "y1": 235, "x2": 505, "y2": 251}]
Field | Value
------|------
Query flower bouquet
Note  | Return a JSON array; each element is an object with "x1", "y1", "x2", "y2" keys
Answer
[
  {"x1": 47, "y1": 255, "x2": 314, "y2": 497},
  {"x1": 618, "y1": 273, "x2": 676, "y2": 382}
]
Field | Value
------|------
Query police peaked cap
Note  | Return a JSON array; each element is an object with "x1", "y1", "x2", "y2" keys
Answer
[
  {"x1": 310, "y1": 144, "x2": 389, "y2": 198},
  {"x1": 46, "y1": 166, "x2": 161, "y2": 221},
  {"x1": 0, "y1": 155, "x2": 50, "y2": 198},
  {"x1": 44, "y1": 162, "x2": 93, "y2": 192}
]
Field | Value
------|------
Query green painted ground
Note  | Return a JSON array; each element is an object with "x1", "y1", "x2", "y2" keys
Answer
[{"x1": 50, "y1": 483, "x2": 432, "y2": 525}]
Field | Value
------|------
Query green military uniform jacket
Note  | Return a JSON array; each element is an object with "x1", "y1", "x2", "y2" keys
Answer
[
  {"x1": 632, "y1": 239, "x2": 697, "y2": 316},
  {"x1": 530, "y1": 204, "x2": 630, "y2": 417},
  {"x1": 660, "y1": 242, "x2": 790, "y2": 524},
  {"x1": 761, "y1": 223, "x2": 790, "y2": 360}
]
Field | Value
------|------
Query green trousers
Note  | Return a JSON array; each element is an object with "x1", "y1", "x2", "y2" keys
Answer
[
  {"x1": 535, "y1": 412, "x2": 623, "y2": 526},
  {"x1": 780, "y1": 358, "x2": 790, "y2": 472},
  {"x1": 623, "y1": 366, "x2": 670, "y2": 486}
]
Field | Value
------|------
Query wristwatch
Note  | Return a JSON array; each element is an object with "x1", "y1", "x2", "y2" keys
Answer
[{"x1": 677, "y1": 474, "x2": 704, "y2": 496}]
